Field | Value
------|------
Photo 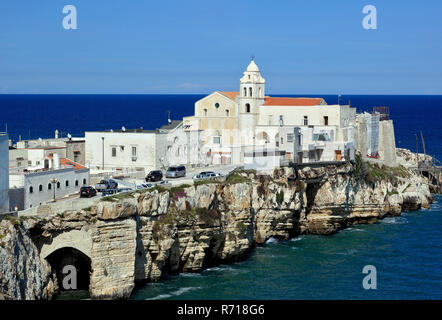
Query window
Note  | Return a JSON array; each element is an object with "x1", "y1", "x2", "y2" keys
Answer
[
  {"x1": 279, "y1": 115, "x2": 284, "y2": 126},
  {"x1": 75, "y1": 180, "x2": 79, "y2": 187},
  {"x1": 66, "y1": 180, "x2": 69, "y2": 187},
  {"x1": 48, "y1": 183, "x2": 52, "y2": 190},
  {"x1": 215, "y1": 103, "x2": 220, "y2": 109},
  {"x1": 226, "y1": 109, "x2": 229, "y2": 117},
  {"x1": 249, "y1": 87, "x2": 252, "y2": 97},
  {"x1": 287, "y1": 133, "x2": 294, "y2": 143},
  {"x1": 17, "y1": 161, "x2": 21, "y2": 167},
  {"x1": 281, "y1": 137, "x2": 284, "y2": 145},
  {"x1": 244, "y1": 87, "x2": 247, "y2": 97},
  {"x1": 303, "y1": 116, "x2": 308, "y2": 126},
  {"x1": 132, "y1": 147, "x2": 137, "y2": 156},
  {"x1": 213, "y1": 131, "x2": 221, "y2": 144},
  {"x1": 204, "y1": 109, "x2": 207, "y2": 116},
  {"x1": 29, "y1": 186, "x2": 33, "y2": 194},
  {"x1": 112, "y1": 147, "x2": 116, "y2": 157},
  {"x1": 324, "y1": 116, "x2": 329, "y2": 126},
  {"x1": 83, "y1": 178, "x2": 86, "y2": 185},
  {"x1": 259, "y1": 87, "x2": 262, "y2": 97},
  {"x1": 36, "y1": 161, "x2": 40, "y2": 165},
  {"x1": 39, "y1": 184, "x2": 43, "y2": 192},
  {"x1": 246, "y1": 103, "x2": 251, "y2": 113},
  {"x1": 57, "y1": 182, "x2": 60, "y2": 189}
]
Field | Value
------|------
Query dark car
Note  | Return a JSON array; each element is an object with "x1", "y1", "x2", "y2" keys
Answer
[
  {"x1": 146, "y1": 170, "x2": 163, "y2": 182},
  {"x1": 80, "y1": 186, "x2": 97, "y2": 198}
]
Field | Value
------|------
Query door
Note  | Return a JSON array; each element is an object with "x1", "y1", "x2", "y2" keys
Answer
[{"x1": 335, "y1": 150, "x2": 342, "y2": 161}]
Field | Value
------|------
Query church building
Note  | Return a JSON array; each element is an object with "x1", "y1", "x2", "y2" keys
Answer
[{"x1": 183, "y1": 60, "x2": 356, "y2": 165}]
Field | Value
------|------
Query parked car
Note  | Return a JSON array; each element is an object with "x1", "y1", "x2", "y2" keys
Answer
[
  {"x1": 146, "y1": 170, "x2": 163, "y2": 182},
  {"x1": 193, "y1": 171, "x2": 221, "y2": 180},
  {"x1": 80, "y1": 186, "x2": 97, "y2": 198},
  {"x1": 95, "y1": 179, "x2": 118, "y2": 191},
  {"x1": 101, "y1": 189, "x2": 117, "y2": 196},
  {"x1": 165, "y1": 166, "x2": 186, "y2": 178}
]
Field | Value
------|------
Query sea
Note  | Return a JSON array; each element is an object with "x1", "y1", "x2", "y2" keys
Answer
[{"x1": 1, "y1": 94, "x2": 441, "y2": 299}]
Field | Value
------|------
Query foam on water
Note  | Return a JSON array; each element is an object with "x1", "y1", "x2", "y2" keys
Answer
[
  {"x1": 382, "y1": 217, "x2": 408, "y2": 224},
  {"x1": 146, "y1": 287, "x2": 201, "y2": 300}
]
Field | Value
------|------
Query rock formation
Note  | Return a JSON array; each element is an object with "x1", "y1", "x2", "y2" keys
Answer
[{"x1": 0, "y1": 149, "x2": 437, "y2": 300}]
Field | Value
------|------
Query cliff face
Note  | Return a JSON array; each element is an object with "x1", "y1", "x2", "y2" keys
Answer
[
  {"x1": 0, "y1": 155, "x2": 436, "y2": 300},
  {"x1": 0, "y1": 218, "x2": 56, "y2": 300}
]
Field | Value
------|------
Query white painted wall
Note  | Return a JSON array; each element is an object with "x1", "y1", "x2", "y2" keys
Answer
[
  {"x1": 23, "y1": 168, "x2": 89, "y2": 210},
  {"x1": 0, "y1": 134, "x2": 9, "y2": 212},
  {"x1": 85, "y1": 131, "x2": 157, "y2": 172}
]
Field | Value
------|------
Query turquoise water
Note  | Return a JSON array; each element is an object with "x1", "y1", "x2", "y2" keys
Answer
[{"x1": 131, "y1": 195, "x2": 442, "y2": 300}]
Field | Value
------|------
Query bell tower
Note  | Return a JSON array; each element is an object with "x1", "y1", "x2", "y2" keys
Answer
[{"x1": 238, "y1": 59, "x2": 265, "y2": 134}]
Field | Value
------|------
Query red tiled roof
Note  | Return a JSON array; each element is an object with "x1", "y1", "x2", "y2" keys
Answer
[
  {"x1": 219, "y1": 91, "x2": 239, "y2": 101},
  {"x1": 60, "y1": 158, "x2": 86, "y2": 170},
  {"x1": 263, "y1": 97, "x2": 323, "y2": 106}
]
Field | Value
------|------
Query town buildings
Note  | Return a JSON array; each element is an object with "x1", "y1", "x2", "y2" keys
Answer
[
  {"x1": 183, "y1": 60, "x2": 357, "y2": 167},
  {"x1": 9, "y1": 156, "x2": 89, "y2": 210},
  {"x1": 85, "y1": 121, "x2": 205, "y2": 175},
  {"x1": 0, "y1": 134, "x2": 9, "y2": 212}
]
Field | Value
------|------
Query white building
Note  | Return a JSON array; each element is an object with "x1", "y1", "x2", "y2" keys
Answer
[
  {"x1": 9, "y1": 157, "x2": 89, "y2": 210},
  {"x1": 85, "y1": 128, "x2": 159, "y2": 174},
  {"x1": 0, "y1": 134, "x2": 9, "y2": 212},
  {"x1": 156, "y1": 121, "x2": 205, "y2": 169},
  {"x1": 183, "y1": 60, "x2": 357, "y2": 166}
]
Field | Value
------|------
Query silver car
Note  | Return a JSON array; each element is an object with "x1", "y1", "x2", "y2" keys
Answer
[{"x1": 165, "y1": 166, "x2": 186, "y2": 178}]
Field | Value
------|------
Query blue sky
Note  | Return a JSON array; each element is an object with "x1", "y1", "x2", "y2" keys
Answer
[{"x1": 1, "y1": 0, "x2": 442, "y2": 94}]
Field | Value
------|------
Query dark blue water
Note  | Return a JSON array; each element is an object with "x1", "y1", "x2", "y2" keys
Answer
[
  {"x1": 1, "y1": 94, "x2": 441, "y2": 160},
  {"x1": 1, "y1": 94, "x2": 441, "y2": 299}
]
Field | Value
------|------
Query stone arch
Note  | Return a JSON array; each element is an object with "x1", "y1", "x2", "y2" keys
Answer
[
  {"x1": 41, "y1": 229, "x2": 92, "y2": 260},
  {"x1": 41, "y1": 229, "x2": 93, "y2": 293}
]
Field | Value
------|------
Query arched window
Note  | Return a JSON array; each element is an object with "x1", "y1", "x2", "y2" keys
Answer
[
  {"x1": 39, "y1": 184, "x2": 43, "y2": 192},
  {"x1": 83, "y1": 178, "x2": 86, "y2": 185},
  {"x1": 29, "y1": 186, "x2": 33, "y2": 194},
  {"x1": 249, "y1": 87, "x2": 252, "y2": 97},
  {"x1": 57, "y1": 182, "x2": 60, "y2": 189},
  {"x1": 244, "y1": 87, "x2": 247, "y2": 97},
  {"x1": 246, "y1": 103, "x2": 251, "y2": 113},
  {"x1": 48, "y1": 183, "x2": 52, "y2": 190},
  {"x1": 259, "y1": 87, "x2": 262, "y2": 97},
  {"x1": 65, "y1": 180, "x2": 69, "y2": 187},
  {"x1": 75, "y1": 180, "x2": 79, "y2": 187},
  {"x1": 226, "y1": 109, "x2": 230, "y2": 117},
  {"x1": 204, "y1": 109, "x2": 207, "y2": 116}
]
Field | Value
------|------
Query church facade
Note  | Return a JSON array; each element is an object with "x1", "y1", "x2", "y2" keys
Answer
[{"x1": 183, "y1": 60, "x2": 357, "y2": 166}]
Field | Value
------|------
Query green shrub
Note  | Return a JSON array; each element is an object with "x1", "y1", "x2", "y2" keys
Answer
[
  {"x1": 225, "y1": 173, "x2": 250, "y2": 185},
  {"x1": 276, "y1": 190, "x2": 284, "y2": 205}
]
